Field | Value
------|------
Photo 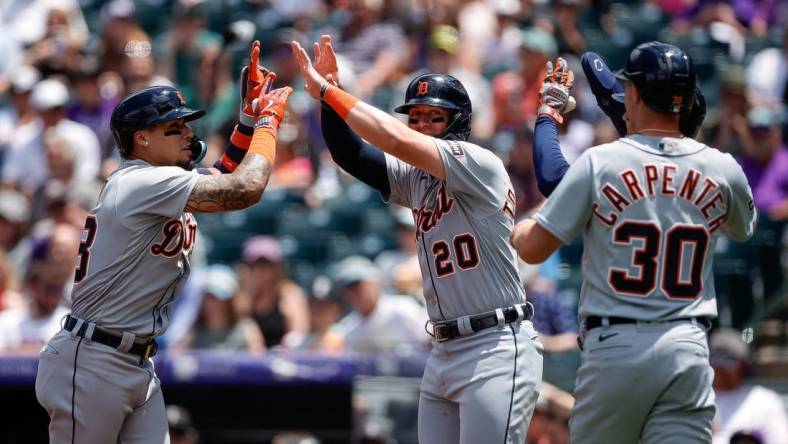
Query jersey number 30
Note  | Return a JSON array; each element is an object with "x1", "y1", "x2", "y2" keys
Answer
[
  {"x1": 74, "y1": 215, "x2": 97, "y2": 283},
  {"x1": 608, "y1": 221, "x2": 709, "y2": 300}
]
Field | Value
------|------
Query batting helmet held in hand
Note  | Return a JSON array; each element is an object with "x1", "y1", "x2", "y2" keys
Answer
[
  {"x1": 394, "y1": 73, "x2": 473, "y2": 141},
  {"x1": 110, "y1": 85, "x2": 206, "y2": 158},
  {"x1": 614, "y1": 41, "x2": 696, "y2": 115}
]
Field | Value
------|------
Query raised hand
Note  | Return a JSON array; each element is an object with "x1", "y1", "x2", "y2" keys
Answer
[
  {"x1": 240, "y1": 40, "x2": 274, "y2": 125},
  {"x1": 538, "y1": 57, "x2": 577, "y2": 124},
  {"x1": 312, "y1": 35, "x2": 340, "y2": 86},
  {"x1": 290, "y1": 40, "x2": 329, "y2": 101},
  {"x1": 253, "y1": 74, "x2": 291, "y2": 131}
]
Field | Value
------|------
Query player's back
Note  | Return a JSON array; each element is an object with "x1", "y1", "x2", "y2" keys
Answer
[
  {"x1": 572, "y1": 135, "x2": 755, "y2": 321},
  {"x1": 69, "y1": 159, "x2": 199, "y2": 337}
]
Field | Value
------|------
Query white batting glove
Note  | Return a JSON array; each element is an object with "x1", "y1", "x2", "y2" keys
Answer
[{"x1": 538, "y1": 58, "x2": 577, "y2": 124}]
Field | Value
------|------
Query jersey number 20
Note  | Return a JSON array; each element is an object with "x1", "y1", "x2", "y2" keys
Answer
[
  {"x1": 608, "y1": 221, "x2": 709, "y2": 300},
  {"x1": 432, "y1": 233, "x2": 480, "y2": 277},
  {"x1": 74, "y1": 215, "x2": 97, "y2": 283}
]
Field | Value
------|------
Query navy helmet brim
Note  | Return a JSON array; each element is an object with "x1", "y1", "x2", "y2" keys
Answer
[{"x1": 394, "y1": 97, "x2": 464, "y2": 114}]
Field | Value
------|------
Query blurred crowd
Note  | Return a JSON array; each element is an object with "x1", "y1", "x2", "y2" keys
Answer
[{"x1": 0, "y1": 0, "x2": 786, "y2": 443}]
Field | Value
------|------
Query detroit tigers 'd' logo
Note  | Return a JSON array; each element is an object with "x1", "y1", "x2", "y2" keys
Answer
[
  {"x1": 151, "y1": 214, "x2": 197, "y2": 257},
  {"x1": 417, "y1": 81, "x2": 429, "y2": 96}
]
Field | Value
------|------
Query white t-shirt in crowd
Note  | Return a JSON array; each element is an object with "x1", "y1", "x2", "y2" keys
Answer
[{"x1": 713, "y1": 384, "x2": 788, "y2": 444}]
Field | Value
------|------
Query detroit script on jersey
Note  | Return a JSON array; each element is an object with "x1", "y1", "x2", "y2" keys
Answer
[
  {"x1": 384, "y1": 139, "x2": 526, "y2": 321},
  {"x1": 69, "y1": 159, "x2": 200, "y2": 336}
]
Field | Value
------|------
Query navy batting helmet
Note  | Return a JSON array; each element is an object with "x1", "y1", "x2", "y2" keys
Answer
[
  {"x1": 110, "y1": 85, "x2": 205, "y2": 158},
  {"x1": 614, "y1": 41, "x2": 696, "y2": 115},
  {"x1": 394, "y1": 73, "x2": 472, "y2": 141}
]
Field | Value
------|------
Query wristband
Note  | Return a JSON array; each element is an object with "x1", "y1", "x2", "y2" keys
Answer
[
  {"x1": 248, "y1": 126, "x2": 277, "y2": 165},
  {"x1": 320, "y1": 82, "x2": 330, "y2": 100},
  {"x1": 230, "y1": 126, "x2": 252, "y2": 148},
  {"x1": 323, "y1": 84, "x2": 358, "y2": 119},
  {"x1": 538, "y1": 105, "x2": 564, "y2": 124}
]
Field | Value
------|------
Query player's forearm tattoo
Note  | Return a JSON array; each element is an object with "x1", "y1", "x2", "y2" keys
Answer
[{"x1": 185, "y1": 154, "x2": 271, "y2": 212}]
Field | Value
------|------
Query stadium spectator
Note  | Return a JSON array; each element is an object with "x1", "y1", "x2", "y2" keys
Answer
[
  {"x1": 0, "y1": 0, "x2": 88, "y2": 48},
  {"x1": 300, "y1": 275, "x2": 344, "y2": 350},
  {"x1": 0, "y1": 190, "x2": 32, "y2": 281},
  {"x1": 324, "y1": 256, "x2": 429, "y2": 353},
  {"x1": 471, "y1": 0, "x2": 524, "y2": 78},
  {"x1": 526, "y1": 382, "x2": 574, "y2": 444},
  {"x1": 2, "y1": 78, "x2": 100, "y2": 194},
  {"x1": 374, "y1": 207, "x2": 420, "y2": 297},
  {"x1": 23, "y1": 6, "x2": 86, "y2": 77},
  {"x1": 737, "y1": 106, "x2": 788, "y2": 221},
  {"x1": 493, "y1": 26, "x2": 558, "y2": 122},
  {"x1": 0, "y1": 262, "x2": 69, "y2": 354},
  {"x1": 27, "y1": 222, "x2": 81, "y2": 295},
  {"x1": 0, "y1": 66, "x2": 41, "y2": 170},
  {"x1": 552, "y1": 0, "x2": 587, "y2": 56},
  {"x1": 397, "y1": 25, "x2": 494, "y2": 140},
  {"x1": 504, "y1": 126, "x2": 545, "y2": 216},
  {"x1": 0, "y1": 26, "x2": 22, "y2": 97},
  {"x1": 746, "y1": 30, "x2": 787, "y2": 106},
  {"x1": 703, "y1": 66, "x2": 751, "y2": 154},
  {"x1": 332, "y1": 0, "x2": 405, "y2": 100},
  {"x1": 96, "y1": 0, "x2": 148, "y2": 74},
  {"x1": 65, "y1": 62, "x2": 119, "y2": 160},
  {"x1": 0, "y1": 251, "x2": 23, "y2": 311},
  {"x1": 178, "y1": 264, "x2": 265, "y2": 353},
  {"x1": 156, "y1": 2, "x2": 223, "y2": 106},
  {"x1": 166, "y1": 405, "x2": 199, "y2": 444},
  {"x1": 241, "y1": 236, "x2": 310, "y2": 349},
  {"x1": 734, "y1": 106, "x2": 787, "y2": 315},
  {"x1": 711, "y1": 328, "x2": 788, "y2": 444}
]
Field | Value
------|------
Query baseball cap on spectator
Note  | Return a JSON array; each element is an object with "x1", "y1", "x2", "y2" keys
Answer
[
  {"x1": 429, "y1": 25, "x2": 460, "y2": 54},
  {"x1": 102, "y1": 0, "x2": 136, "y2": 21},
  {"x1": 332, "y1": 255, "x2": 380, "y2": 290},
  {"x1": 203, "y1": 264, "x2": 238, "y2": 300},
  {"x1": 492, "y1": 0, "x2": 521, "y2": 16},
  {"x1": 520, "y1": 27, "x2": 558, "y2": 58},
  {"x1": 31, "y1": 79, "x2": 70, "y2": 110},
  {"x1": 242, "y1": 235, "x2": 283, "y2": 264},
  {"x1": 710, "y1": 328, "x2": 749, "y2": 362},
  {"x1": 0, "y1": 190, "x2": 31, "y2": 224},
  {"x1": 720, "y1": 65, "x2": 747, "y2": 94},
  {"x1": 9, "y1": 65, "x2": 41, "y2": 94},
  {"x1": 730, "y1": 430, "x2": 765, "y2": 444},
  {"x1": 166, "y1": 405, "x2": 196, "y2": 437}
]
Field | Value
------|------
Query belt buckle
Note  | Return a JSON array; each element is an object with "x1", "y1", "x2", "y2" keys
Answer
[
  {"x1": 433, "y1": 324, "x2": 450, "y2": 343},
  {"x1": 142, "y1": 342, "x2": 157, "y2": 360}
]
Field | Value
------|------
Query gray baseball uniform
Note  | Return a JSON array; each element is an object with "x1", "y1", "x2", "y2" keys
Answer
[
  {"x1": 386, "y1": 139, "x2": 543, "y2": 444},
  {"x1": 36, "y1": 158, "x2": 199, "y2": 444},
  {"x1": 534, "y1": 135, "x2": 756, "y2": 443}
]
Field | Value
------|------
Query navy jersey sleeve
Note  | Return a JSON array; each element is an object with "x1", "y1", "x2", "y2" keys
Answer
[
  {"x1": 533, "y1": 116, "x2": 570, "y2": 197},
  {"x1": 321, "y1": 104, "x2": 390, "y2": 198}
]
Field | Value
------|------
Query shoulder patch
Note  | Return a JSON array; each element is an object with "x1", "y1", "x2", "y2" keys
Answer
[{"x1": 447, "y1": 140, "x2": 464, "y2": 157}]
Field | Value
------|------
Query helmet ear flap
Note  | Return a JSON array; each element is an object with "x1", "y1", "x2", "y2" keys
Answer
[{"x1": 438, "y1": 110, "x2": 472, "y2": 141}]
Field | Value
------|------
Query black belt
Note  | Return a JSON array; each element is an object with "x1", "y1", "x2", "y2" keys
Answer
[
  {"x1": 432, "y1": 303, "x2": 534, "y2": 343},
  {"x1": 584, "y1": 316, "x2": 711, "y2": 331},
  {"x1": 64, "y1": 315, "x2": 158, "y2": 359}
]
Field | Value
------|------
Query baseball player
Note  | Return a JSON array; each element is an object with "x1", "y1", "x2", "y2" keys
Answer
[
  {"x1": 511, "y1": 42, "x2": 757, "y2": 443},
  {"x1": 532, "y1": 52, "x2": 707, "y2": 197},
  {"x1": 34, "y1": 41, "x2": 292, "y2": 443},
  {"x1": 292, "y1": 36, "x2": 543, "y2": 444}
]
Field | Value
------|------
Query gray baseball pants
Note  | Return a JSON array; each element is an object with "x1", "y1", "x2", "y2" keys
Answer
[
  {"x1": 418, "y1": 320, "x2": 544, "y2": 444},
  {"x1": 35, "y1": 328, "x2": 168, "y2": 444},
  {"x1": 569, "y1": 319, "x2": 715, "y2": 444}
]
